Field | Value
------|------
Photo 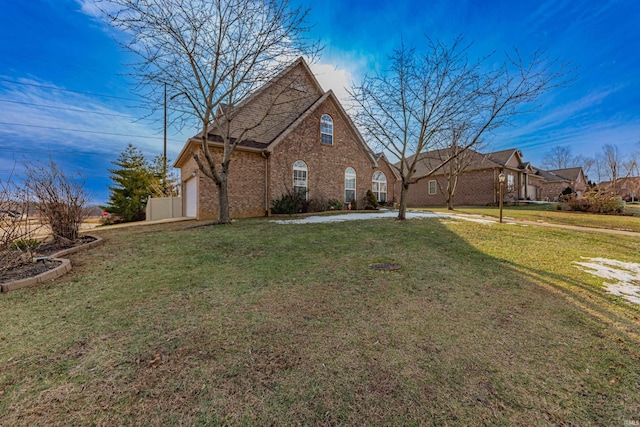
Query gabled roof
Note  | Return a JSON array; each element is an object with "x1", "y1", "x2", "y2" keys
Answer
[
  {"x1": 374, "y1": 152, "x2": 401, "y2": 180},
  {"x1": 266, "y1": 89, "x2": 378, "y2": 166},
  {"x1": 486, "y1": 149, "x2": 523, "y2": 167},
  {"x1": 401, "y1": 148, "x2": 506, "y2": 178},
  {"x1": 546, "y1": 167, "x2": 583, "y2": 182},
  {"x1": 175, "y1": 57, "x2": 379, "y2": 168},
  {"x1": 535, "y1": 169, "x2": 570, "y2": 183}
]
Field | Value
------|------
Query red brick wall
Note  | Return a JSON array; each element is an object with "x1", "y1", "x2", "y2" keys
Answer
[
  {"x1": 181, "y1": 146, "x2": 265, "y2": 220},
  {"x1": 270, "y1": 96, "x2": 386, "y2": 209},
  {"x1": 402, "y1": 169, "x2": 513, "y2": 207},
  {"x1": 540, "y1": 182, "x2": 570, "y2": 201}
]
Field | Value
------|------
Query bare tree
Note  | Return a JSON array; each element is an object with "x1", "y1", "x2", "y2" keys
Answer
[
  {"x1": 600, "y1": 144, "x2": 621, "y2": 188},
  {"x1": 101, "y1": 0, "x2": 320, "y2": 224},
  {"x1": 542, "y1": 146, "x2": 574, "y2": 169},
  {"x1": 349, "y1": 38, "x2": 570, "y2": 219},
  {"x1": 597, "y1": 144, "x2": 640, "y2": 197},
  {"x1": 25, "y1": 161, "x2": 90, "y2": 246},
  {"x1": 435, "y1": 124, "x2": 484, "y2": 210},
  {"x1": 1, "y1": 169, "x2": 41, "y2": 270},
  {"x1": 573, "y1": 154, "x2": 595, "y2": 181}
]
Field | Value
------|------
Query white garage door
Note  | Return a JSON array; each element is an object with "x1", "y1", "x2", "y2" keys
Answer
[{"x1": 185, "y1": 177, "x2": 197, "y2": 218}]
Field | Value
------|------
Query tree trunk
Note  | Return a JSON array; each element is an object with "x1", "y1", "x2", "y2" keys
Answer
[
  {"x1": 397, "y1": 182, "x2": 409, "y2": 220},
  {"x1": 217, "y1": 177, "x2": 231, "y2": 224},
  {"x1": 446, "y1": 198, "x2": 454, "y2": 210},
  {"x1": 446, "y1": 175, "x2": 458, "y2": 210}
]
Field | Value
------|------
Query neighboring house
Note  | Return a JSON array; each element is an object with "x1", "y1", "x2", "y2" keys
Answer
[
  {"x1": 599, "y1": 176, "x2": 640, "y2": 202},
  {"x1": 537, "y1": 167, "x2": 587, "y2": 201},
  {"x1": 398, "y1": 148, "x2": 587, "y2": 206},
  {"x1": 174, "y1": 58, "x2": 397, "y2": 220}
]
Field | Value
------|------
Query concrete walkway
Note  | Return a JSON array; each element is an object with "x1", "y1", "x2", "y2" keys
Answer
[
  {"x1": 88, "y1": 211, "x2": 640, "y2": 238},
  {"x1": 442, "y1": 211, "x2": 640, "y2": 238},
  {"x1": 82, "y1": 217, "x2": 195, "y2": 232},
  {"x1": 272, "y1": 209, "x2": 640, "y2": 238}
]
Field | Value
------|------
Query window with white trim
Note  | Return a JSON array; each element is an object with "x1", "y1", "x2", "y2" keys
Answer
[
  {"x1": 428, "y1": 180, "x2": 437, "y2": 195},
  {"x1": 321, "y1": 114, "x2": 333, "y2": 145},
  {"x1": 372, "y1": 171, "x2": 387, "y2": 203},
  {"x1": 345, "y1": 167, "x2": 356, "y2": 202},
  {"x1": 293, "y1": 160, "x2": 308, "y2": 198},
  {"x1": 507, "y1": 174, "x2": 515, "y2": 192}
]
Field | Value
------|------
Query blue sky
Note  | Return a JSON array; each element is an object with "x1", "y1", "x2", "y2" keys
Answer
[{"x1": 1, "y1": 0, "x2": 639, "y2": 203}]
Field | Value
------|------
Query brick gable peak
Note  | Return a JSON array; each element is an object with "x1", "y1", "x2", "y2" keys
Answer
[{"x1": 266, "y1": 89, "x2": 379, "y2": 167}]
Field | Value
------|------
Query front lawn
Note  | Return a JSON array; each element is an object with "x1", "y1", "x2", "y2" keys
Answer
[{"x1": 1, "y1": 217, "x2": 639, "y2": 425}]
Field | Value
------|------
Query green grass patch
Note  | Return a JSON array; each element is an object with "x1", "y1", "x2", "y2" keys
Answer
[{"x1": 1, "y1": 218, "x2": 639, "y2": 425}]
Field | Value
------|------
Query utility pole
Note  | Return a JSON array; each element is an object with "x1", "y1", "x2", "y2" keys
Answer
[{"x1": 163, "y1": 82, "x2": 168, "y2": 195}]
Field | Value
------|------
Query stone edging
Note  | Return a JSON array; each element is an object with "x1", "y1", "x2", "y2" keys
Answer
[{"x1": 0, "y1": 235, "x2": 103, "y2": 293}]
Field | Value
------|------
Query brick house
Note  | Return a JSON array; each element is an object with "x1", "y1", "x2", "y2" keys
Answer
[
  {"x1": 398, "y1": 148, "x2": 586, "y2": 206},
  {"x1": 537, "y1": 167, "x2": 588, "y2": 201},
  {"x1": 174, "y1": 58, "x2": 397, "y2": 220},
  {"x1": 599, "y1": 176, "x2": 640, "y2": 202}
]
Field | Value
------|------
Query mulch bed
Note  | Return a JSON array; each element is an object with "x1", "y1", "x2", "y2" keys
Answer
[
  {"x1": 0, "y1": 236, "x2": 97, "y2": 283},
  {"x1": 0, "y1": 259, "x2": 63, "y2": 282}
]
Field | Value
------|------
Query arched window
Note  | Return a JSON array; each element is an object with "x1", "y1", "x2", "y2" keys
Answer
[
  {"x1": 372, "y1": 171, "x2": 387, "y2": 203},
  {"x1": 293, "y1": 160, "x2": 308, "y2": 198},
  {"x1": 345, "y1": 167, "x2": 356, "y2": 203},
  {"x1": 320, "y1": 114, "x2": 333, "y2": 145}
]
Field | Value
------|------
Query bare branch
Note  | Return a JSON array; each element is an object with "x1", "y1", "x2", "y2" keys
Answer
[
  {"x1": 350, "y1": 37, "x2": 571, "y2": 219},
  {"x1": 100, "y1": 0, "x2": 321, "y2": 223}
]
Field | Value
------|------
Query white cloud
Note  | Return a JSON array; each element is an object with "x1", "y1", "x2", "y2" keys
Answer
[
  {"x1": 308, "y1": 61, "x2": 355, "y2": 105},
  {"x1": 76, "y1": 0, "x2": 116, "y2": 19}
]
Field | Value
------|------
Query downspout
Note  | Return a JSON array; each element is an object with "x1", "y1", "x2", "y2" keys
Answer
[{"x1": 262, "y1": 151, "x2": 271, "y2": 216}]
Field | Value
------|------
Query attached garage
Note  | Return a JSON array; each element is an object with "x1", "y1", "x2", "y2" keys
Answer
[{"x1": 184, "y1": 176, "x2": 197, "y2": 218}]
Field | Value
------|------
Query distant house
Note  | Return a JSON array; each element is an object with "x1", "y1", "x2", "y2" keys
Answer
[
  {"x1": 599, "y1": 176, "x2": 640, "y2": 202},
  {"x1": 397, "y1": 148, "x2": 587, "y2": 206},
  {"x1": 174, "y1": 57, "x2": 397, "y2": 220},
  {"x1": 537, "y1": 167, "x2": 587, "y2": 201}
]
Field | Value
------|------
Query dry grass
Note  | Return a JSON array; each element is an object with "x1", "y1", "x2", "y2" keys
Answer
[{"x1": 1, "y1": 217, "x2": 639, "y2": 425}]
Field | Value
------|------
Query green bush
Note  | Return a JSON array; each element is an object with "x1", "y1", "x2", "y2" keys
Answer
[
  {"x1": 327, "y1": 199, "x2": 343, "y2": 210},
  {"x1": 271, "y1": 190, "x2": 310, "y2": 215},
  {"x1": 365, "y1": 190, "x2": 379, "y2": 210}
]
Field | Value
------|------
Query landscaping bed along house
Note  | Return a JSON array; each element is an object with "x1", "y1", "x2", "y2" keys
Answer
[{"x1": 0, "y1": 235, "x2": 103, "y2": 293}]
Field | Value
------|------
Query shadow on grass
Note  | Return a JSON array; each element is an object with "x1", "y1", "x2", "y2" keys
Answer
[{"x1": 499, "y1": 258, "x2": 640, "y2": 345}]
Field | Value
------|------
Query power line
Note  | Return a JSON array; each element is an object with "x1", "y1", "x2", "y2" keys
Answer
[
  {"x1": 0, "y1": 78, "x2": 140, "y2": 102},
  {"x1": 0, "y1": 50, "x2": 120, "y2": 77},
  {"x1": 0, "y1": 99, "x2": 138, "y2": 119},
  {"x1": 0, "y1": 121, "x2": 185, "y2": 143}
]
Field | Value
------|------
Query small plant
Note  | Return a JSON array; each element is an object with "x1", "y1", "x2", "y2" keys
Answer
[
  {"x1": 10, "y1": 238, "x2": 40, "y2": 252},
  {"x1": 327, "y1": 199, "x2": 343, "y2": 210}
]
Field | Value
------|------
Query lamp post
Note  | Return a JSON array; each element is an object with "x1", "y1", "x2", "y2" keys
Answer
[{"x1": 498, "y1": 171, "x2": 506, "y2": 223}]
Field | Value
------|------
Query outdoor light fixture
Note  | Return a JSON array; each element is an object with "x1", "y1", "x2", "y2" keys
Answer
[{"x1": 498, "y1": 171, "x2": 506, "y2": 224}]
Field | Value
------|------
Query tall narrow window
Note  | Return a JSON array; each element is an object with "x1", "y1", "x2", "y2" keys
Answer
[
  {"x1": 428, "y1": 180, "x2": 437, "y2": 195},
  {"x1": 372, "y1": 171, "x2": 387, "y2": 203},
  {"x1": 321, "y1": 114, "x2": 333, "y2": 145},
  {"x1": 507, "y1": 174, "x2": 515, "y2": 192},
  {"x1": 293, "y1": 160, "x2": 308, "y2": 198},
  {"x1": 345, "y1": 167, "x2": 356, "y2": 202}
]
